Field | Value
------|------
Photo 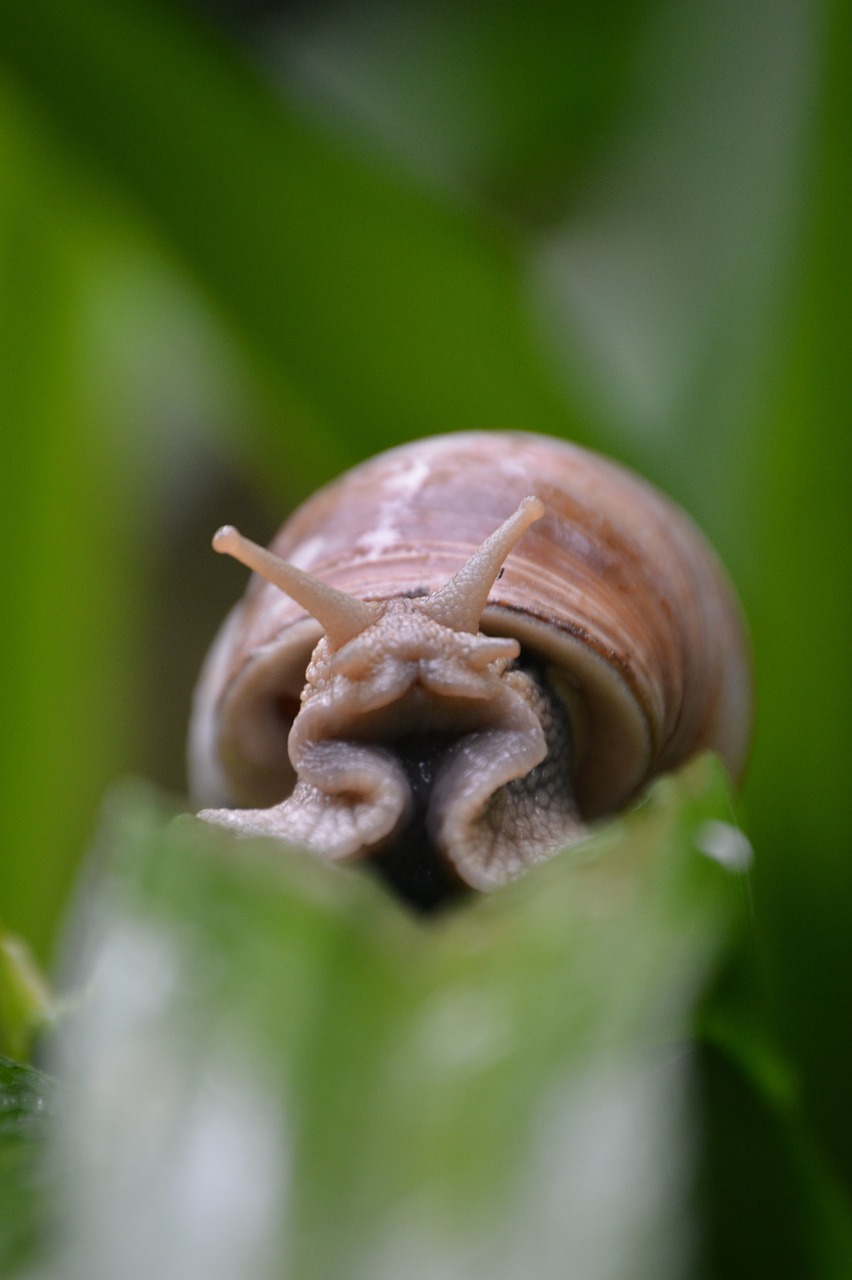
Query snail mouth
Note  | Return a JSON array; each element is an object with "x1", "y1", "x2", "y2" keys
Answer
[
  {"x1": 200, "y1": 659, "x2": 583, "y2": 912},
  {"x1": 368, "y1": 732, "x2": 470, "y2": 914},
  {"x1": 366, "y1": 658, "x2": 586, "y2": 906}
]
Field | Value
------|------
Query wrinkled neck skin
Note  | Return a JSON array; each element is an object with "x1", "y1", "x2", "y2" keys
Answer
[{"x1": 200, "y1": 596, "x2": 584, "y2": 905}]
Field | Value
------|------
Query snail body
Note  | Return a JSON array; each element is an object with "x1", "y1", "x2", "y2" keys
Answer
[{"x1": 189, "y1": 432, "x2": 751, "y2": 907}]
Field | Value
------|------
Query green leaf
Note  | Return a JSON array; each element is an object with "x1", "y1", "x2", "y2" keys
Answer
[
  {"x1": 0, "y1": 928, "x2": 55, "y2": 1063},
  {"x1": 272, "y1": 0, "x2": 652, "y2": 217},
  {"x1": 0, "y1": 0, "x2": 574, "y2": 486},
  {"x1": 36, "y1": 757, "x2": 749, "y2": 1279},
  {"x1": 526, "y1": 0, "x2": 817, "y2": 545},
  {"x1": 0, "y1": 91, "x2": 142, "y2": 958},
  {"x1": 0, "y1": 1056, "x2": 54, "y2": 1275}
]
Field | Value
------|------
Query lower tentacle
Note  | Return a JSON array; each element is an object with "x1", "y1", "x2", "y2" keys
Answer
[{"x1": 199, "y1": 740, "x2": 411, "y2": 859}]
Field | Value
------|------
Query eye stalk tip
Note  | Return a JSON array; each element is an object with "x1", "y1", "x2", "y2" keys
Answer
[
  {"x1": 212, "y1": 525, "x2": 239, "y2": 554},
  {"x1": 522, "y1": 496, "x2": 546, "y2": 522},
  {"x1": 210, "y1": 521, "x2": 376, "y2": 648}
]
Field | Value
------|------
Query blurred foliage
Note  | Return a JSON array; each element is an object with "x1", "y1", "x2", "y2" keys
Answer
[
  {"x1": 0, "y1": 761, "x2": 781, "y2": 1278},
  {"x1": 0, "y1": 0, "x2": 850, "y2": 1275},
  {"x1": 0, "y1": 926, "x2": 55, "y2": 1062},
  {"x1": 0, "y1": 1056, "x2": 55, "y2": 1276}
]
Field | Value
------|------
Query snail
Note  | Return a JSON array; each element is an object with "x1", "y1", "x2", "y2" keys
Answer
[{"x1": 189, "y1": 432, "x2": 751, "y2": 909}]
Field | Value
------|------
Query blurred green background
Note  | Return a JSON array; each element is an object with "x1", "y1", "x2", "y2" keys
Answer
[{"x1": 0, "y1": 0, "x2": 849, "y2": 1270}]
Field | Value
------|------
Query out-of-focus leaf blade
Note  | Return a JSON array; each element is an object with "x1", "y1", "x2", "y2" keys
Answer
[
  {"x1": 0, "y1": 0, "x2": 574, "y2": 487},
  {"x1": 0, "y1": 97, "x2": 140, "y2": 957},
  {"x1": 695, "y1": 1040, "x2": 852, "y2": 1280},
  {"x1": 0, "y1": 1056, "x2": 54, "y2": 1275},
  {"x1": 39, "y1": 758, "x2": 750, "y2": 1280},
  {"x1": 0, "y1": 927, "x2": 55, "y2": 1062},
  {"x1": 527, "y1": 0, "x2": 816, "y2": 550},
  {"x1": 269, "y1": 0, "x2": 651, "y2": 218},
  {"x1": 742, "y1": 0, "x2": 852, "y2": 1196}
]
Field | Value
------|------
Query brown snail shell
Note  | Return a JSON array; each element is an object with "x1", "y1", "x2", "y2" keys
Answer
[{"x1": 189, "y1": 431, "x2": 751, "y2": 906}]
